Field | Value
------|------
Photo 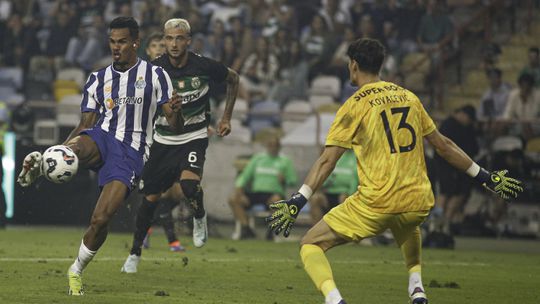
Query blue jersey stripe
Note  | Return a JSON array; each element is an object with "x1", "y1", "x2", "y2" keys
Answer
[
  {"x1": 108, "y1": 69, "x2": 121, "y2": 135},
  {"x1": 123, "y1": 64, "x2": 138, "y2": 146},
  {"x1": 139, "y1": 64, "x2": 154, "y2": 154},
  {"x1": 80, "y1": 73, "x2": 97, "y2": 112},
  {"x1": 95, "y1": 69, "x2": 106, "y2": 128},
  {"x1": 155, "y1": 67, "x2": 170, "y2": 105}
]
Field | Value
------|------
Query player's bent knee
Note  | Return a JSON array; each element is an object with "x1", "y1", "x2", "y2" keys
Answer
[
  {"x1": 90, "y1": 214, "x2": 110, "y2": 231},
  {"x1": 180, "y1": 179, "x2": 202, "y2": 199}
]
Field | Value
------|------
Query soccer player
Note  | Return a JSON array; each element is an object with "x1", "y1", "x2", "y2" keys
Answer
[
  {"x1": 121, "y1": 18, "x2": 239, "y2": 273},
  {"x1": 16, "y1": 17, "x2": 182, "y2": 295},
  {"x1": 267, "y1": 38, "x2": 523, "y2": 304}
]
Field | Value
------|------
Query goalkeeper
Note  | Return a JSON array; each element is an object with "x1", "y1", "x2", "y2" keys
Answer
[{"x1": 267, "y1": 38, "x2": 523, "y2": 304}]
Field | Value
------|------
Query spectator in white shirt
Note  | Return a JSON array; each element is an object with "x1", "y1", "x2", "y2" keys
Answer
[{"x1": 478, "y1": 68, "x2": 512, "y2": 120}]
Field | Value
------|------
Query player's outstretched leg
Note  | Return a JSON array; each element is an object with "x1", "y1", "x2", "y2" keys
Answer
[
  {"x1": 393, "y1": 225, "x2": 428, "y2": 304},
  {"x1": 122, "y1": 196, "x2": 159, "y2": 273},
  {"x1": 300, "y1": 220, "x2": 348, "y2": 304},
  {"x1": 17, "y1": 152, "x2": 43, "y2": 187},
  {"x1": 180, "y1": 179, "x2": 207, "y2": 247}
]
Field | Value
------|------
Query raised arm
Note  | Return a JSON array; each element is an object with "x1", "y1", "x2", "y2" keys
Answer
[
  {"x1": 425, "y1": 129, "x2": 523, "y2": 200},
  {"x1": 216, "y1": 68, "x2": 239, "y2": 137}
]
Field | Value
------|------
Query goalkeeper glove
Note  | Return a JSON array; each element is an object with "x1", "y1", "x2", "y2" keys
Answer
[
  {"x1": 475, "y1": 168, "x2": 523, "y2": 200},
  {"x1": 266, "y1": 193, "x2": 307, "y2": 237}
]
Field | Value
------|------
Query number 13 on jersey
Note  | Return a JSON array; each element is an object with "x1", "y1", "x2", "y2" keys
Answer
[{"x1": 380, "y1": 106, "x2": 417, "y2": 154}]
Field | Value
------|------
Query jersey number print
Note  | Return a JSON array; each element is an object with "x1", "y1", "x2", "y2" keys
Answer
[{"x1": 380, "y1": 106, "x2": 417, "y2": 154}]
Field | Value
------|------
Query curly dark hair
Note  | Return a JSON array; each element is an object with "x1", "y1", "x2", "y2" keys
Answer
[
  {"x1": 109, "y1": 16, "x2": 139, "y2": 40},
  {"x1": 346, "y1": 38, "x2": 386, "y2": 75}
]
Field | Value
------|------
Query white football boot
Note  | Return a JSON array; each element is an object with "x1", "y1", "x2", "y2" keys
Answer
[
  {"x1": 193, "y1": 213, "x2": 208, "y2": 248},
  {"x1": 120, "y1": 254, "x2": 140, "y2": 273},
  {"x1": 17, "y1": 151, "x2": 43, "y2": 187}
]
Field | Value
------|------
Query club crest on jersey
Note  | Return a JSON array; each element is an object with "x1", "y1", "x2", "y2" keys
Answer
[
  {"x1": 104, "y1": 86, "x2": 112, "y2": 93},
  {"x1": 134, "y1": 77, "x2": 146, "y2": 89},
  {"x1": 191, "y1": 77, "x2": 201, "y2": 89},
  {"x1": 178, "y1": 80, "x2": 185, "y2": 89}
]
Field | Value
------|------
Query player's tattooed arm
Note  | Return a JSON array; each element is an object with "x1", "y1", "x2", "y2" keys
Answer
[
  {"x1": 162, "y1": 90, "x2": 184, "y2": 133},
  {"x1": 217, "y1": 68, "x2": 239, "y2": 137},
  {"x1": 63, "y1": 112, "x2": 99, "y2": 144}
]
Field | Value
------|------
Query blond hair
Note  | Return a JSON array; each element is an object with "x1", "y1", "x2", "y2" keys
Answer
[{"x1": 164, "y1": 18, "x2": 191, "y2": 33}]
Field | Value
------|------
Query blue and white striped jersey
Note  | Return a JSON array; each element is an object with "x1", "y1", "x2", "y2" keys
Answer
[{"x1": 80, "y1": 58, "x2": 173, "y2": 160}]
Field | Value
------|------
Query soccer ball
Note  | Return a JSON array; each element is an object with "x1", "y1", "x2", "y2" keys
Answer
[{"x1": 41, "y1": 145, "x2": 79, "y2": 184}]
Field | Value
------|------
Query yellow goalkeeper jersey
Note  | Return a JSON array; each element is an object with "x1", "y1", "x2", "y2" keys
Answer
[{"x1": 326, "y1": 81, "x2": 436, "y2": 213}]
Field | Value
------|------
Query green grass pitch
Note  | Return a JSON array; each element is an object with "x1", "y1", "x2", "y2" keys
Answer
[{"x1": 1, "y1": 228, "x2": 539, "y2": 303}]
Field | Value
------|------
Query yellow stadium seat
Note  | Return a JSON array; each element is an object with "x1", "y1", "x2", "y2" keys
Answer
[{"x1": 53, "y1": 80, "x2": 80, "y2": 102}]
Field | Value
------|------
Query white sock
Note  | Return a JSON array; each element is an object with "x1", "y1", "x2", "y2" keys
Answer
[
  {"x1": 325, "y1": 288, "x2": 343, "y2": 304},
  {"x1": 69, "y1": 240, "x2": 97, "y2": 275},
  {"x1": 408, "y1": 272, "x2": 424, "y2": 295}
]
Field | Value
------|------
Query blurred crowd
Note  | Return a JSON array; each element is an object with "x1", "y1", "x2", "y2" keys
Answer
[{"x1": 0, "y1": 0, "x2": 520, "y2": 106}]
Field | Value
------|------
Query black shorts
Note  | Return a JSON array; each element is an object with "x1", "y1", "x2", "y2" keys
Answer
[
  {"x1": 139, "y1": 138, "x2": 209, "y2": 195},
  {"x1": 245, "y1": 192, "x2": 283, "y2": 209},
  {"x1": 324, "y1": 193, "x2": 341, "y2": 210}
]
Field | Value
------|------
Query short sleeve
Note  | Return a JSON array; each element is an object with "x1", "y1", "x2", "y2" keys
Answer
[
  {"x1": 154, "y1": 67, "x2": 173, "y2": 106},
  {"x1": 81, "y1": 73, "x2": 100, "y2": 113},
  {"x1": 204, "y1": 56, "x2": 228, "y2": 83},
  {"x1": 325, "y1": 98, "x2": 359, "y2": 149},
  {"x1": 418, "y1": 100, "x2": 436, "y2": 136}
]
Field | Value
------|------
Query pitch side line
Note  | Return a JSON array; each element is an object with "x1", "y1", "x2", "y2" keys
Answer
[{"x1": 0, "y1": 257, "x2": 489, "y2": 266}]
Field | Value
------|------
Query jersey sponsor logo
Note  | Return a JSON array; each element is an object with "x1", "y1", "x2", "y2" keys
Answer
[
  {"x1": 106, "y1": 96, "x2": 144, "y2": 109},
  {"x1": 134, "y1": 77, "x2": 146, "y2": 89},
  {"x1": 255, "y1": 167, "x2": 280, "y2": 175},
  {"x1": 106, "y1": 98, "x2": 114, "y2": 109},
  {"x1": 181, "y1": 91, "x2": 202, "y2": 104},
  {"x1": 191, "y1": 77, "x2": 201, "y2": 89}
]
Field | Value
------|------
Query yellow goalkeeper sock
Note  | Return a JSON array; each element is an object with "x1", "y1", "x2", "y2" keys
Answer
[{"x1": 300, "y1": 244, "x2": 337, "y2": 297}]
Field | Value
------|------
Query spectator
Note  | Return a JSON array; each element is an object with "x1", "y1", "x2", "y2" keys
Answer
[
  {"x1": 228, "y1": 136, "x2": 298, "y2": 239},
  {"x1": 309, "y1": 149, "x2": 358, "y2": 224},
  {"x1": 520, "y1": 47, "x2": 540, "y2": 88},
  {"x1": 144, "y1": 32, "x2": 165, "y2": 61},
  {"x1": 417, "y1": 0, "x2": 453, "y2": 54},
  {"x1": 417, "y1": 0, "x2": 453, "y2": 108},
  {"x1": 65, "y1": 14, "x2": 107, "y2": 71},
  {"x1": 45, "y1": 13, "x2": 76, "y2": 61},
  {"x1": 217, "y1": 34, "x2": 241, "y2": 70},
  {"x1": 434, "y1": 105, "x2": 479, "y2": 233},
  {"x1": 396, "y1": 0, "x2": 424, "y2": 55},
  {"x1": 268, "y1": 40, "x2": 309, "y2": 103},
  {"x1": 240, "y1": 36, "x2": 279, "y2": 102},
  {"x1": 301, "y1": 14, "x2": 333, "y2": 81},
  {"x1": 503, "y1": 73, "x2": 540, "y2": 120},
  {"x1": 478, "y1": 68, "x2": 512, "y2": 120},
  {"x1": 1, "y1": 13, "x2": 41, "y2": 69},
  {"x1": 319, "y1": 0, "x2": 352, "y2": 33}
]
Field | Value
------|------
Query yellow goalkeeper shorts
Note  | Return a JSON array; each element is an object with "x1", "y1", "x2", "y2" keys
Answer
[{"x1": 323, "y1": 197, "x2": 430, "y2": 245}]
